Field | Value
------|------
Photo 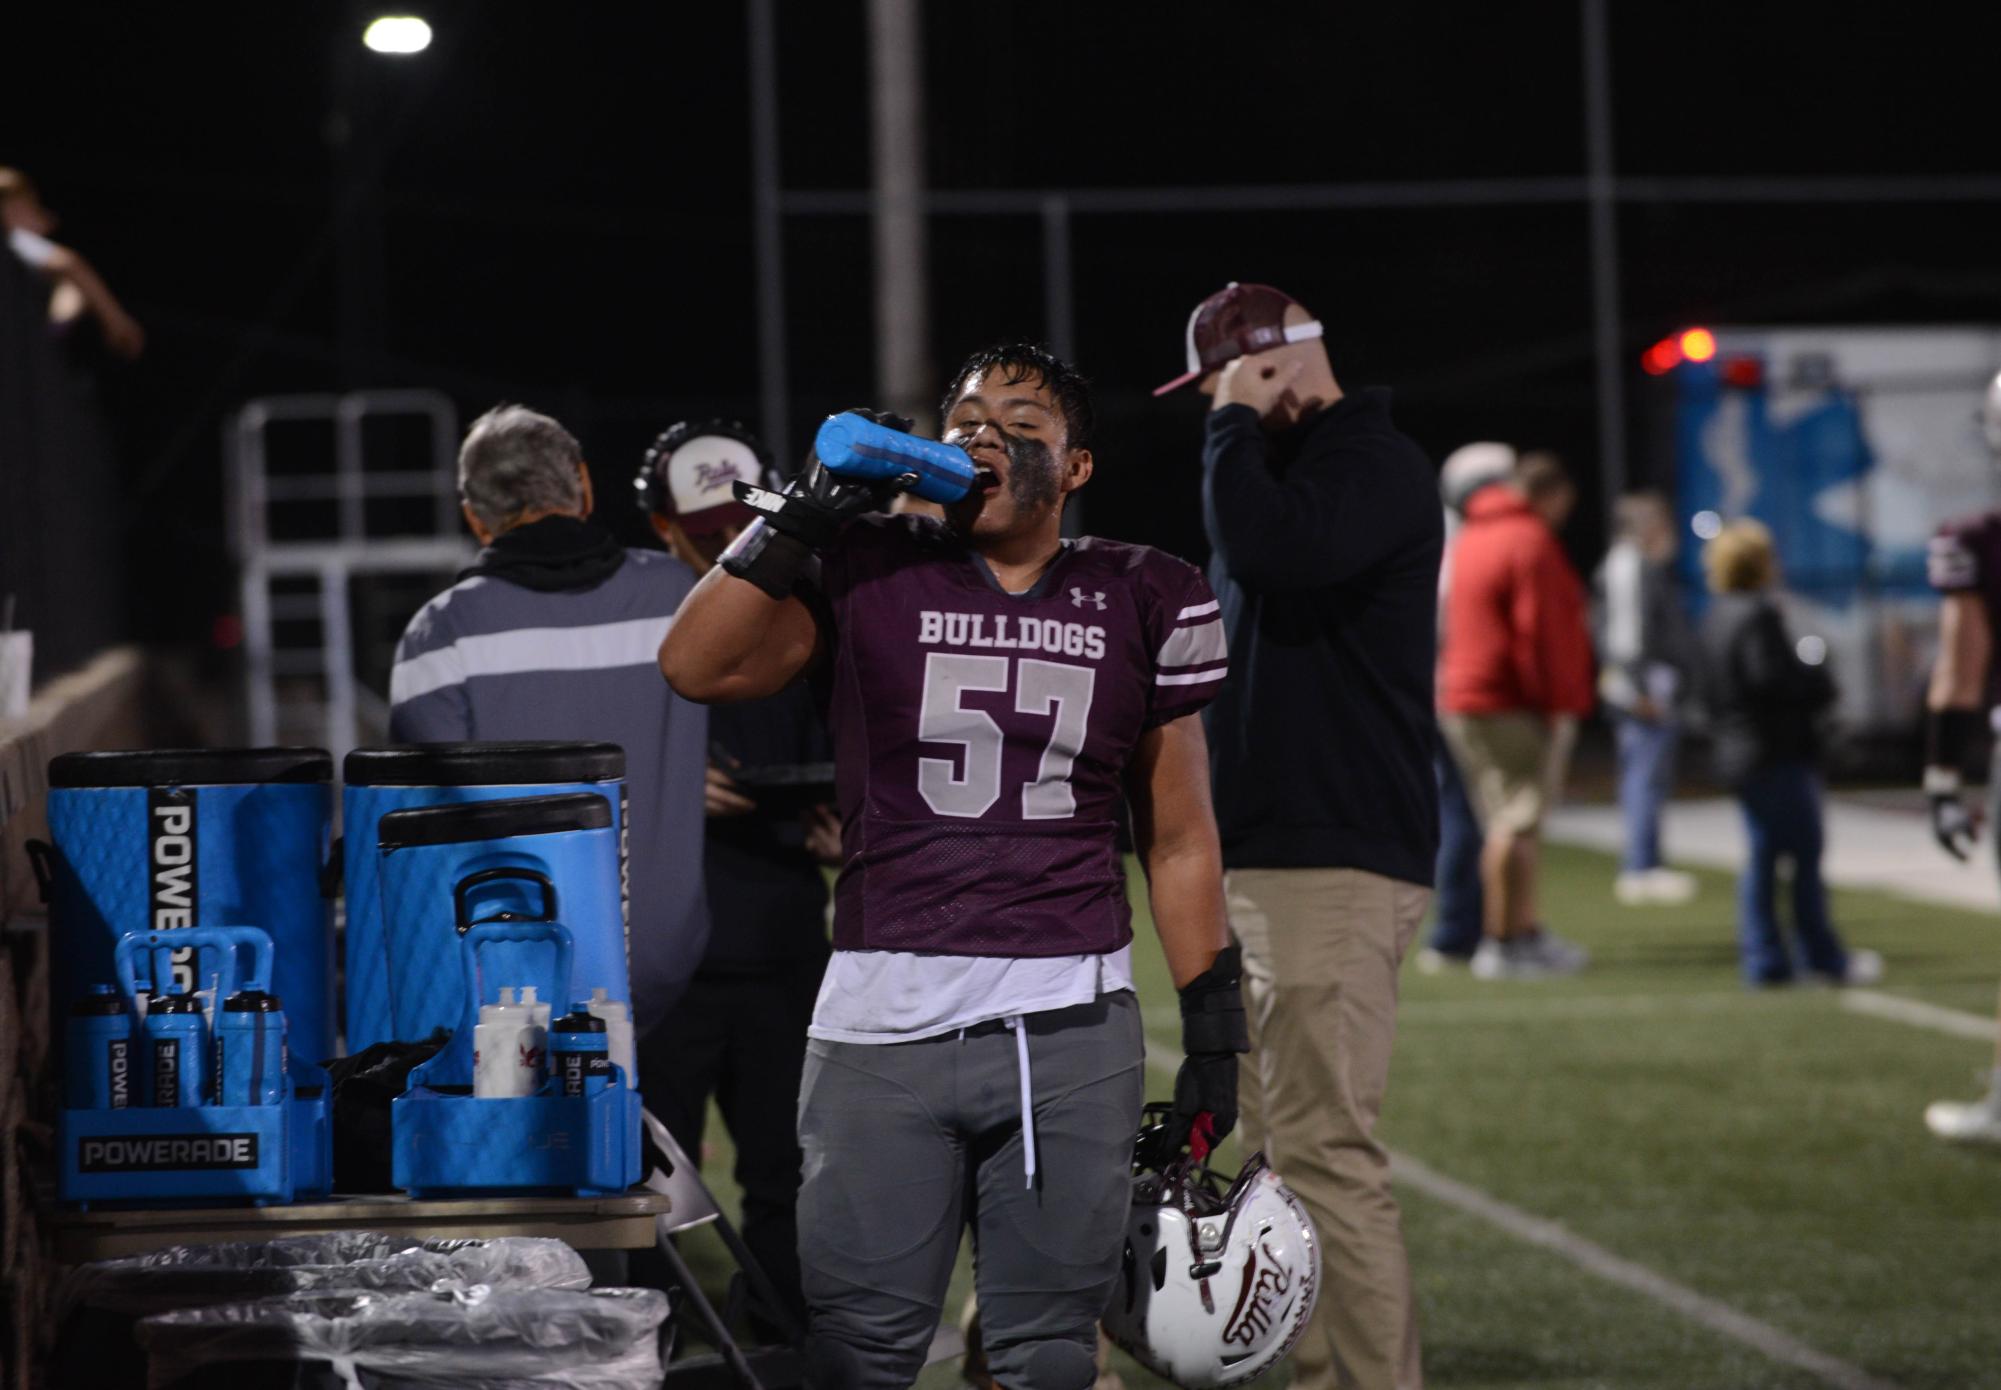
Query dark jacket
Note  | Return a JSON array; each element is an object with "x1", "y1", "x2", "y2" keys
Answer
[
  {"x1": 1699, "y1": 591, "x2": 1837, "y2": 784},
  {"x1": 1201, "y1": 392, "x2": 1443, "y2": 885}
]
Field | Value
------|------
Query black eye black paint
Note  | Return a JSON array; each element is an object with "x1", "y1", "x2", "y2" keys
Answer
[{"x1": 999, "y1": 427, "x2": 1060, "y2": 510}]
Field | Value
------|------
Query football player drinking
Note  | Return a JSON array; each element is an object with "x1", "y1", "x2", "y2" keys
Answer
[{"x1": 660, "y1": 346, "x2": 1245, "y2": 1388}]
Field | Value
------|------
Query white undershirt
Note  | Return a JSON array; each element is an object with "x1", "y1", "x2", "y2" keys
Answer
[{"x1": 807, "y1": 946, "x2": 1135, "y2": 1044}]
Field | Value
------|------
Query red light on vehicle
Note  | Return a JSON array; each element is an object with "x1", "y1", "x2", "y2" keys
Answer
[
  {"x1": 1641, "y1": 338, "x2": 1682, "y2": 376},
  {"x1": 1720, "y1": 356, "x2": 1764, "y2": 389},
  {"x1": 1679, "y1": 328, "x2": 1717, "y2": 363}
]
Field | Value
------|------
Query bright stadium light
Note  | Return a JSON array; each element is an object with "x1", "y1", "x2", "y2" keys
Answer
[
  {"x1": 364, "y1": 16, "x2": 432, "y2": 54},
  {"x1": 1691, "y1": 510, "x2": 1723, "y2": 541}
]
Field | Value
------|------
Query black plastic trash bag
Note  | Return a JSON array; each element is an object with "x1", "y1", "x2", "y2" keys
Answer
[
  {"x1": 137, "y1": 1285, "x2": 669, "y2": 1390},
  {"x1": 53, "y1": 1233, "x2": 590, "y2": 1388}
]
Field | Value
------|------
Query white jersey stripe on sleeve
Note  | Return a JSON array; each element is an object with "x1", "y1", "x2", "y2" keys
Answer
[
  {"x1": 1177, "y1": 599, "x2": 1220, "y2": 621},
  {"x1": 1156, "y1": 619, "x2": 1228, "y2": 671},
  {"x1": 1156, "y1": 665, "x2": 1227, "y2": 688}
]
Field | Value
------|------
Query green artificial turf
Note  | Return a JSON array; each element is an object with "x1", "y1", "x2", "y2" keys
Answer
[{"x1": 673, "y1": 840, "x2": 2001, "y2": 1389}]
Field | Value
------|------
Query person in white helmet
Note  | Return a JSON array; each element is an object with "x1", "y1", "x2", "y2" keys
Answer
[
  {"x1": 1921, "y1": 369, "x2": 2001, "y2": 1146},
  {"x1": 1418, "y1": 443, "x2": 1514, "y2": 970}
]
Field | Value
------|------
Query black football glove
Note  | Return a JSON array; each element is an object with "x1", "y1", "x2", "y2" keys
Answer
[
  {"x1": 1927, "y1": 771, "x2": 1980, "y2": 862},
  {"x1": 1157, "y1": 944, "x2": 1250, "y2": 1164},
  {"x1": 1924, "y1": 708, "x2": 1988, "y2": 862},
  {"x1": 721, "y1": 408, "x2": 913, "y2": 600}
]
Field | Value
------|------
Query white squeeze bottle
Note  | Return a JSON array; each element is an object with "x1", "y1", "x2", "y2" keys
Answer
[
  {"x1": 588, "y1": 988, "x2": 636, "y2": 1085},
  {"x1": 519, "y1": 985, "x2": 552, "y2": 1033},
  {"x1": 473, "y1": 987, "x2": 545, "y2": 1098}
]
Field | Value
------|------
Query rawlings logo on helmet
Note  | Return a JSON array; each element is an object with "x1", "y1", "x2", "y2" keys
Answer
[{"x1": 1104, "y1": 1105, "x2": 1321, "y2": 1388}]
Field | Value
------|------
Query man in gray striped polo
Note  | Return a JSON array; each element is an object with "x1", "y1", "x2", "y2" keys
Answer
[{"x1": 388, "y1": 403, "x2": 710, "y2": 1030}]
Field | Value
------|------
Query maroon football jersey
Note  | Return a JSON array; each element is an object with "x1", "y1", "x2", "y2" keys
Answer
[
  {"x1": 809, "y1": 514, "x2": 1226, "y2": 957},
  {"x1": 1929, "y1": 510, "x2": 2001, "y2": 644}
]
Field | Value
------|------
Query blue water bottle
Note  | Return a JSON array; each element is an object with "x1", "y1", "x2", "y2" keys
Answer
[
  {"x1": 813, "y1": 412, "x2": 977, "y2": 504},
  {"x1": 145, "y1": 992, "x2": 207, "y2": 1107},
  {"x1": 67, "y1": 984, "x2": 134, "y2": 1110},
  {"x1": 549, "y1": 1005, "x2": 611, "y2": 1098},
  {"x1": 214, "y1": 989, "x2": 288, "y2": 1106}
]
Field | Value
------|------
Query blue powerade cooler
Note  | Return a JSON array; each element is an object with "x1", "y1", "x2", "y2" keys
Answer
[
  {"x1": 44, "y1": 749, "x2": 335, "y2": 1067},
  {"x1": 374, "y1": 793, "x2": 630, "y2": 1044},
  {"x1": 342, "y1": 743, "x2": 626, "y2": 1052}
]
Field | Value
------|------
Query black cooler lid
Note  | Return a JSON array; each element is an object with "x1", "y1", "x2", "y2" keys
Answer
[
  {"x1": 345, "y1": 742, "x2": 625, "y2": 787},
  {"x1": 377, "y1": 792, "x2": 613, "y2": 849},
  {"x1": 49, "y1": 748, "x2": 332, "y2": 788}
]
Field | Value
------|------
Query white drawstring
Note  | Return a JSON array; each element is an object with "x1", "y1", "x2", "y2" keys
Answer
[{"x1": 1005, "y1": 1015, "x2": 1036, "y2": 1188}]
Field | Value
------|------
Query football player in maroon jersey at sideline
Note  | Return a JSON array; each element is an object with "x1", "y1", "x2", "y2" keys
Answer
[
  {"x1": 1921, "y1": 368, "x2": 2001, "y2": 1148},
  {"x1": 659, "y1": 346, "x2": 1243, "y2": 1389}
]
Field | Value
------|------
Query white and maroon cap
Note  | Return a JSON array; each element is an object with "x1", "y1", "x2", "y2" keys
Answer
[
  {"x1": 1153, "y1": 282, "x2": 1324, "y2": 396},
  {"x1": 636, "y1": 420, "x2": 767, "y2": 535}
]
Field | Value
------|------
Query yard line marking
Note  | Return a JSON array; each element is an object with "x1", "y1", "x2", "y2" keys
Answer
[
  {"x1": 1387, "y1": 1152, "x2": 1907, "y2": 1390},
  {"x1": 1842, "y1": 990, "x2": 1996, "y2": 1043},
  {"x1": 1143, "y1": 1049, "x2": 1903, "y2": 1390},
  {"x1": 1396, "y1": 991, "x2": 1748, "y2": 1024}
]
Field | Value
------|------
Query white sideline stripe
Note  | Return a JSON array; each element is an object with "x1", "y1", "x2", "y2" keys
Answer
[
  {"x1": 390, "y1": 614, "x2": 674, "y2": 703},
  {"x1": 1842, "y1": 990, "x2": 1997, "y2": 1042},
  {"x1": 1388, "y1": 1152, "x2": 1906, "y2": 1390},
  {"x1": 1177, "y1": 599, "x2": 1220, "y2": 620},
  {"x1": 1139, "y1": 1049, "x2": 1901, "y2": 1390}
]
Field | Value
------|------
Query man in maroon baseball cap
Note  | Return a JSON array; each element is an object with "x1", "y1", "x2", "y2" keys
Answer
[
  {"x1": 1153, "y1": 281, "x2": 1326, "y2": 400},
  {"x1": 1172, "y1": 280, "x2": 1441, "y2": 1390}
]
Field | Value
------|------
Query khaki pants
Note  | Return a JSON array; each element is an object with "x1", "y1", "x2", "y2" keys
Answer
[{"x1": 1231, "y1": 868, "x2": 1430, "y2": 1390}]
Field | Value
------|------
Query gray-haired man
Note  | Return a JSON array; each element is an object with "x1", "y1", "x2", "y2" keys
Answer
[{"x1": 388, "y1": 403, "x2": 711, "y2": 1029}]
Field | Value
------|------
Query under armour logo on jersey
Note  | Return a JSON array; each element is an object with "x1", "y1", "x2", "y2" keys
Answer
[{"x1": 1071, "y1": 588, "x2": 1107, "y2": 610}]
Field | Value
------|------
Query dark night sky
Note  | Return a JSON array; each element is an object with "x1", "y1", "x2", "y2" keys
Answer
[{"x1": 9, "y1": 2, "x2": 2001, "y2": 648}]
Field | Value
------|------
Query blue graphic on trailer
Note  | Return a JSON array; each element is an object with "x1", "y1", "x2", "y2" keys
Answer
[{"x1": 1670, "y1": 359, "x2": 1924, "y2": 610}]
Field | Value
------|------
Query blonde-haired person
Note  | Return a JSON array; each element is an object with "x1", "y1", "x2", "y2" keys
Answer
[{"x1": 1697, "y1": 520, "x2": 1880, "y2": 987}]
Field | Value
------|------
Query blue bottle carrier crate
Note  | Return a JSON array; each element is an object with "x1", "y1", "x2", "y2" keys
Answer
[
  {"x1": 59, "y1": 926, "x2": 332, "y2": 1208},
  {"x1": 393, "y1": 917, "x2": 641, "y2": 1199}
]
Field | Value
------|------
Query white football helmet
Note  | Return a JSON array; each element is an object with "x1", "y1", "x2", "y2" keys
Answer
[{"x1": 1103, "y1": 1111, "x2": 1321, "y2": 1388}]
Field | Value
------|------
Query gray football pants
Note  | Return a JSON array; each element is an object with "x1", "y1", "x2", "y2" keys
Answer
[{"x1": 796, "y1": 992, "x2": 1145, "y2": 1390}]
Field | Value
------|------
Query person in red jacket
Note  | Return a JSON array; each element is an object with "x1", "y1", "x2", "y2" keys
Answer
[{"x1": 1438, "y1": 451, "x2": 1596, "y2": 978}]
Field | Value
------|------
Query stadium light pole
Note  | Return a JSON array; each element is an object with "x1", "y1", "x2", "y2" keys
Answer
[
  {"x1": 747, "y1": 0, "x2": 791, "y2": 467},
  {"x1": 1582, "y1": 0, "x2": 1628, "y2": 514},
  {"x1": 868, "y1": 0, "x2": 931, "y2": 431}
]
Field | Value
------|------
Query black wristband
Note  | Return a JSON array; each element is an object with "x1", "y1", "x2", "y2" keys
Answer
[
  {"x1": 1926, "y1": 707, "x2": 1987, "y2": 781},
  {"x1": 719, "y1": 521, "x2": 818, "y2": 601},
  {"x1": 1179, "y1": 944, "x2": 1249, "y2": 1055}
]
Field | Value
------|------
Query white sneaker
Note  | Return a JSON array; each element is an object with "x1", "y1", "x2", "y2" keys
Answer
[
  {"x1": 1644, "y1": 868, "x2": 1698, "y2": 904},
  {"x1": 1523, "y1": 929, "x2": 1589, "y2": 974},
  {"x1": 1614, "y1": 868, "x2": 1698, "y2": 905},
  {"x1": 1470, "y1": 936, "x2": 1577, "y2": 980},
  {"x1": 1417, "y1": 946, "x2": 1475, "y2": 974},
  {"x1": 1841, "y1": 947, "x2": 1884, "y2": 987},
  {"x1": 1614, "y1": 873, "x2": 1653, "y2": 906},
  {"x1": 1926, "y1": 1087, "x2": 2001, "y2": 1147}
]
